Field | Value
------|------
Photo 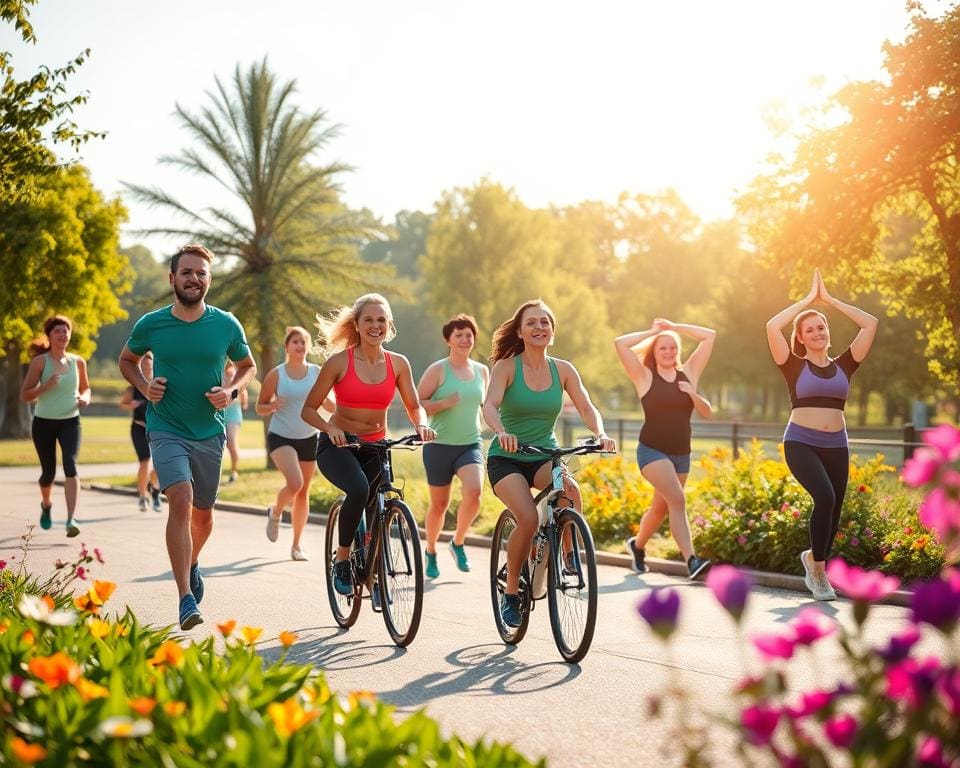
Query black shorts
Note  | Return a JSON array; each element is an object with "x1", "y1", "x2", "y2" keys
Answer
[
  {"x1": 422, "y1": 442, "x2": 484, "y2": 486},
  {"x1": 131, "y1": 422, "x2": 150, "y2": 461},
  {"x1": 267, "y1": 432, "x2": 320, "y2": 462},
  {"x1": 487, "y1": 455, "x2": 549, "y2": 488}
]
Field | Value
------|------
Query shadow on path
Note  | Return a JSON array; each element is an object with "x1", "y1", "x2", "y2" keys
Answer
[
  {"x1": 132, "y1": 557, "x2": 288, "y2": 584},
  {"x1": 261, "y1": 627, "x2": 407, "y2": 670}
]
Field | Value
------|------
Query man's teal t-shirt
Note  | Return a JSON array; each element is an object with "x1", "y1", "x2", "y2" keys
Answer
[{"x1": 126, "y1": 305, "x2": 250, "y2": 440}]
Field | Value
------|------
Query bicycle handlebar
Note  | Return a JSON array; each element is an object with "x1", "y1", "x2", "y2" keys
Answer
[
  {"x1": 516, "y1": 439, "x2": 614, "y2": 458},
  {"x1": 343, "y1": 433, "x2": 424, "y2": 450}
]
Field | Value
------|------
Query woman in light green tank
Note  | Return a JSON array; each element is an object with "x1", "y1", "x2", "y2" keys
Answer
[
  {"x1": 20, "y1": 315, "x2": 91, "y2": 537},
  {"x1": 482, "y1": 300, "x2": 616, "y2": 628},
  {"x1": 417, "y1": 314, "x2": 490, "y2": 577}
]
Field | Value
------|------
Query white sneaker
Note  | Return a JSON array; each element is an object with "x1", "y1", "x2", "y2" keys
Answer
[
  {"x1": 811, "y1": 572, "x2": 837, "y2": 601},
  {"x1": 800, "y1": 550, "x2": 816, "y2": 593},
  {"x1": 291, "y1": 547, "x2": 308, "y2": 561}
]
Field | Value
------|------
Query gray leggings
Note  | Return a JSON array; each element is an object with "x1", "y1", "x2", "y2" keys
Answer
[{"x1": 32, "y1": 415, "x2": 81, "y2": 486}]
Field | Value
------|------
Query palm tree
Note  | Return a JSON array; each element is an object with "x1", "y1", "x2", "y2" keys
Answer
[{"x1": 125, "y1": 58, "x2": 385, "y2": 463}]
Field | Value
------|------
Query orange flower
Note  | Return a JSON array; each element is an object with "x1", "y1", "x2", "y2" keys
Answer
[
  {"x1": 163, "y1": 700, "x2": 187, "y2": 716},
  {"x1": 348, "y1": 690, "x2": 377, "y2": 707},
  {"x1": 279, "y1": 630, "x2": 297, "y2": 647},
  {"x1": 267, "y1": 697, "x2": 317, "y2": 737},
  {"x1": 75, "y1": 676, "x2": 110, "y2": 702},
  {"x1": 304, "y1": 680, "x2": 332, "y2": 705},
  {"x1": 28, "y1": 652, "x2": 81, "y2": 689},
  {"x1": 129, "y1": 696, "x2": 156, "y2": 716},
  {"x1": 74, "y1": 593, "x2": 97, "y2": 613},
  {"x1": 148, "y1": 640, "x2": 185, "y2": 669},
  {"x1": 21, "y1": 629, "x2": 35, "y2": 648},
  {"x1": 91, "y1": 580, "x2": 117, "y2": 604},
  {"x1": 114, "y1": 622, "x2": 130, "y2": 638},
  {"x1": 10, "y1": 737, "x2": 47, "y2": 764},
  {"x1": 216, "y1": 619, "x2": 237, "y2": 637},
  {"x1": 87, "y1": 617, "x2": 111, "y2": 640},
  {"x1": 241, "y1": 626, "x2": 263, "y2": 645},
  {"x1": 0, "y1": 619, "x2": 8, "y2": 635}
]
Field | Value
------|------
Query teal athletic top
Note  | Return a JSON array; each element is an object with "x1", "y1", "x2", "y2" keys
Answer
[
  {"x1": 127, "y1": 305, "x2": 250, "y2": 441},
  {"x1": 488, "y1": 356, "x2": 562, "y2": 462},
  {"x1": 34, "y1": 353, "x2": 80, "y2": 420},
  {"x1": 429, "y1": 358, "x2": 484, "y2": 445}
]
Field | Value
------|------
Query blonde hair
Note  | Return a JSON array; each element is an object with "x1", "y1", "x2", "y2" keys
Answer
[
  {"x1": 283, "y1": 326, "x2": 313, "y2": 362},
  {"x1": 638, "y1": 330, "x2": 682, "y2": 371},
  {"x1": 791, "y1": 310, "x2": 829, "y2": 357},
  {"x1": 316, "y1": 294, "x2": 396, "y2": 356}
]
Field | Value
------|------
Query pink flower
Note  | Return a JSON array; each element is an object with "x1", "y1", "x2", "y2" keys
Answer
[
  {"x1": 93, "y1": 548, "x2": 105, "y2": 564},
  {"x1": 784, "y1": 689, "x2": 833, "y2": 719},
  {"x1": 752, "y1": 632, "x2": 796, "y2": 661},
  {"x1": 706, "y1": 565, "x2": 753, "y2": 623},
  {"x1": 916, "y1": 735, "x2": 950, "y2": 768},
  {"x1": 0, "y1": 560, "x2": 5, "y2": 571},
  {"x1": 740, "y1": 703, "x2": 780, "y2": 746},
  {"x1": 937, "y1": 666, "x2": 960, "y2": 715},
  {"x1": 826, "y1": 559, "x2": 900, "y2": 602},
  {"x1": 79, "y1": 544, "x2": 88, "y2": 559},
  {"x1": 923, "y1": 424, "x2": 960, "y2": 462},
  {"x1": 75, "y1": 566, "x2": 87, "y2": 580},
  {"x1": 886, "y1": 656, "x2": 942, "y2": 709},
  {"x1": 918, "y1": 488, "x2": 960, "y2": 549},
  {"x1": 789, "y1": 608, "x2": 836, "y2": 646},
  {"x1": 54, "y1": 559, "x2": 67, "y2": 570},
  {"x1": 737, "y1": 535, "x2": 748, "y2": 546},
  {"x1": 823, "y1": 713, "x2": 857, "y2": 748}
]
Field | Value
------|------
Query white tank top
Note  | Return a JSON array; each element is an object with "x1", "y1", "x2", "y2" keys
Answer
[{"x1": 268, "y1": 363, "x2": 321, "y2": 439}]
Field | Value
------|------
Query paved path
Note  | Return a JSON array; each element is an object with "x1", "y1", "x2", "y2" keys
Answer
[{"x1": 0, "y1": 464, "x2": 939, "y2": 766}]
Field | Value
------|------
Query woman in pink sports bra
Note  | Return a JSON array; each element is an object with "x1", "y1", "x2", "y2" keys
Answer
[{"x1": 301, "y1": 293, "x2": 435, "y2": 596}]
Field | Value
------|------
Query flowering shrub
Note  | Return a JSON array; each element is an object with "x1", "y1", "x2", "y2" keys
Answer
[
  {"x1": 577, "y1": 454, "x2": 654, "y2": 546},
  {"x1": 0, "y1": 540, "x2": 540, "y2": 767}
]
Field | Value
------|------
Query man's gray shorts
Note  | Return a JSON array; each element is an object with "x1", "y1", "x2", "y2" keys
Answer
[{"x1": 148, "y1": 430, "x2": 225, "y2": 509}]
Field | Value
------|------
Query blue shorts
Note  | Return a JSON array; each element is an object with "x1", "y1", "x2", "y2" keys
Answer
[
  {"x1": 636, "y1": 441, "x2": 690, "y2": 475},
  {"x1": 149, "y1": 430, "x2": 225, "y2": 509},
  {"x1": 422, "y1": 442, "x2": 484, "y2": 486}
]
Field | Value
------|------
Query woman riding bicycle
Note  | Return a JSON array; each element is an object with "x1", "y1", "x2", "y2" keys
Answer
[
  {"x1": 482, "y1": 299, "x2": 615, "y2": 628},
  {"x1": 301, "y1": 293, "x2": 435, "y2": 596}
]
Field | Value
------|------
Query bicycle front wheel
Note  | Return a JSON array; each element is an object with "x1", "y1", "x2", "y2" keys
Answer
[
  {"x1": 324, "y1": 497, "x2": 361, "y2": 628},
  {"x1": 547, "y1": 509, "x2": 598, "y2": 663},
  {"x1": 378, "y1": 500, "x2": 424, "y2": 647},
  {"x1": 490, "y1": 509, "x2": 531, "y2": 645}
]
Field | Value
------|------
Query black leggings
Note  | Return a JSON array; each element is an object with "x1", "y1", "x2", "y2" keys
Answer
[
  {"x1": 32, "y1": 415, "x2": 81, "y2": 486},
  {"x1": 315, "y1": 435, "x2": 382, "y2": 547},
  {"x1": 784, "y1": 441, "x2": 849, "y2": 561}
]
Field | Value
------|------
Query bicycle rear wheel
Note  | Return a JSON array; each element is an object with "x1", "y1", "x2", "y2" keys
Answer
[
  {"x1": 378, "y1": 500, "x2": 424, "y2": 647},
  {"x1": 324, "y1": 498, "x2": 361, "y2": 628},
  {"x1": 547, "y1": 509, "x2": 598, "y2": 663},
  {"x1": 489, "y1": 509, "x2": 531, "y2": 645}
]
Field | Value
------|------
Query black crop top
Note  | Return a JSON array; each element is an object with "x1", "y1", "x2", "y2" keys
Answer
[
  {"x1": 639, "y1": 368, "x2": 694, "y2": 455},
  {"x1": 777, "y1": 347, "x2": 859, "y2": 410}
]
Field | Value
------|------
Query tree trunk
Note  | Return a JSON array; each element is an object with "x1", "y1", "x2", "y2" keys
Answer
[
  {"x1": 0, "y1": 340, "x2": 31, "y2": 438},
  {"x1": 259, "y1": 341, "x2": 275, "y2": 469}
]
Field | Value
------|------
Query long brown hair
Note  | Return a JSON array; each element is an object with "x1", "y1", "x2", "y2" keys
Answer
[
  {"x1": 28, "y1": 315, "x2": 72, "y2": 358},
  {"x1": 489, "y1": 299, "x2": 555, "y2": 363},
  {"x1": 315, "y1": 294, "x2": 396, "y2": 356},
  {"x1": 791, "y1": 310, "x2": 828, "y2": 357}
]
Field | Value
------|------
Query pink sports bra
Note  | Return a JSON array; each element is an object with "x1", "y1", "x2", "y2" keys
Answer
[{"x1": 333, "y1": 347, "x2": 397, "y2": 411}]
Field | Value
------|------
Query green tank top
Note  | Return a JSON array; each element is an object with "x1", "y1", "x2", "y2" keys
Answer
[
  {"x1": 488, "y1": 356, "x2": 562, "y2": 462},
  {"x1": 429, "y1": 359, "x2": 484, "y2": 445},
  {"x1": 34, "y1": 353, "x2": 80, "y2": 420}
]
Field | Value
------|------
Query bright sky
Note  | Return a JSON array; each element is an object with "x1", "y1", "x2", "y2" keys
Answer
[{"x1": 5, "y1": 1, "x2": 914, "y2": 252}]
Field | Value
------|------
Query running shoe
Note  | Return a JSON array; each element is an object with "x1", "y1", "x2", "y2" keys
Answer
[
  {"x1": 265, "y1": 507, "x2": 280, "y2": 542},
  {"x1": 39, "y1": 502, "x2": 52, "y2": 530},
  {"x1": 65, "y1": 521, "x2": 80, "y2": 538},
  {"x1": 371, "y1": 580, "x2": 392, "y2": 609},
  {"x1": 687, "y1": 555, "x2": 712, "y2": 581},
  {"x1": 291, "y1": 546, "x2": 309, "y2": 561},
  {"x1": 448, "y1": 540, "x2": 471, "y2": 572},
  {"x1": 811, "y1": 571, "x2": 837, "y2": 602},
  {"x1": 333, "y1": 559, "x2": 353, "y2": 596},
  {"x1": 151, "y1": 491, "x2": 162, "y2": 512},
  {"x1": 138, "y1": 496, "x2": 148, "y2": 512},
  {"x1": 500, "y1": 593, "x2": 523, "y2": 628},
  {"x1": 625, "y1": 536, "x2": 648, "y2": 574},
  {"x1": 800, "y1": 549, "x2": 816, "y2": 594},
  {"x1": 425, "y1": 551, "x2": 439, "y2": 579},
  {"x1": 178, "y1": 594, "x2": 203, "y2": 631},
  {"x1": 190, "y1": 562, "x2": 204, "y2": 604},
  {"x1": 228, "y1": 471, "x2": 239, "y2": 483}
]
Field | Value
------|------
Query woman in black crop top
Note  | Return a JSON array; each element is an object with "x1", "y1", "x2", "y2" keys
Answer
[
  {"x1": 614, "y1": 318, "x2": 716, "y2": 581},
  {"x1": 119, "y1": 351, "x2": 161, "y2": 511},
  {"x1": 766, "y1": 270, "x2": 878, "y2": 601}
]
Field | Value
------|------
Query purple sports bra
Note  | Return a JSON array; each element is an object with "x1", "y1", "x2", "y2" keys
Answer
[{"x1": 777, "y1": 348, "x2": 860, "y2": 410}]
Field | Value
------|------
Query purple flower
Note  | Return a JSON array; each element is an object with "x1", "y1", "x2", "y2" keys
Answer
[
  {"x1": 901, "y1": 447, "x2": 942, "y2": 487},
  {"x1": 740, "y1": 703, "x2": 780, "y2": 746},
  {"x1": 823, "y1": 713, "x2": 857, "y2": 748},
  {"x1": 876, "y1": 626, "x2": 921, "y2": 665},
  {"x1": 789, "y1": 608, "x2": 836, "y2": 647},
  {"x1": 910, "y1": 574, "x2": 960, "y2": 632},
  {"x1": 706, "y1": 565, "x2": 753, "y2": 623},
  {"x1": 886, "y1": 656, "x2": 942, "y2": 709},
  {"x1": 826, "y1": 559, "x2": 900, "y2": 602},
  {"x1": 637, "y1": 588, "x2": 680, "y2": 641}
]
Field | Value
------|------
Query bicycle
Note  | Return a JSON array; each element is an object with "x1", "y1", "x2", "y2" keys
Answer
[
  {"x1": 489, "y1": 439, "x2": 609, "y2": 663},
  {"x1": 323, "y1": 433, "x2": 425, "y2": 647}
]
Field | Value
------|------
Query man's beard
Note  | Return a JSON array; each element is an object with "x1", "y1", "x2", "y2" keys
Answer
[{"x1": 174, "y1": 284, "x2": 207, "y2": 306}]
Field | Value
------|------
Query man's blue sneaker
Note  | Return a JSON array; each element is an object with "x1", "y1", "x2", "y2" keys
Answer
[
  {"x1": 190, "y1": 562, "x2": 204, "y2": 604},
  {"x1": 448, "y1": 540, "x2": 471, "y2": 572},
  {"x1": 500, "y1": 593, "x2": 522, "y2": 628},
  {"x1": 425, "y1": 551, "x2": 439, "y2": 579},
  {"x1": 178, "y1": 594, "x2": 203, "y2": 631},
  {"x1": 39, "y1": 503, "x2": 52, "y2": 530},
  {"x1": 333, "y1": 560, "x2": 353, "y2": 596}
]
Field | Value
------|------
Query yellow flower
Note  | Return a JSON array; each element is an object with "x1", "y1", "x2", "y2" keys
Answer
[
  {"x1": 348, "y1": 690, "x2": 377, "y2": 707},
  {"x1": 114, "y1": 622, "x2": 130, "y2": 638},
  {"x1": 21, "y1": 629, "x2": 35, "y2": 648},
  {"x1": 10, "y1": 737, "x2": 47, "y2": 764},
  {"x1": 99, "y1": 716, "x2": 154, "y2": 738},
  {"x1": 279, "y1": 630, "x2": 297, "y2": 647},
  {"x1": 241, "y1": 626, "x2": 263, "y2": 645},
  {"x1": 75, "y1": 676, "x2": 110, "y2": 701},
  {"x1": 149, "y1": 640, "x2": 185, "y2": 669},
  {"x1": 163, "y1": 700, "x2": 187, "y2": 716},
  {"x1": 303, "y1": 680, "x2": 332, "y2": 705},
  {"x1": 268, "y1": 697, "x2": 317, "y2": 737},
  {"x1": 129, "y1": 696, "x2": 156, "y2": 716},
  {"x1": 87, "y1": 617, "x2": 111, "y2": 640},
  {"x1": 217, "y1": 619, "x2": 237, "y2": 637}
]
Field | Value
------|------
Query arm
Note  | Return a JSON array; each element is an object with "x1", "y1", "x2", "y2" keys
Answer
[
  {"x1": 416, "y1": 362, "x2": 457, "y2": 417},
  {"x1": 19, "y1": 356, "x2": 49, "y2": 403},
  {"x1": 119, "y1": 344, "x2": 165, "y2": 402},
  {"x1": 677, "y1": 380, "x2": 713, "y2": 419},
  {"x1": 119, "y1": 386, "x2": 136, "y2": 411},
  {"x1": 818, "y1": 273, "x2": 878, "y2": 363},
  {"x1": 613, "y1": 326, "x2": 658, "y2": 389},
  {"x1": 207, "y1": 353, "x2": 257, "y2": 410},
  {"x1": 75, "y1": 357, "x2": 91, "y2": 407},
  {"x1": 255, "y1": 368, "x2": 284, "y2": 417},
  {"x1": 557, "y1": 360, "x2": 616, "y2": 452},
  {"x1": 393, "y1": 353, "x2": 435, "y2": 441},
  {"x1": 301, "y1": 354, "x2": 342, "y2": 439},
  {"x1": 482, "y1": 359, "x2": 516, "y2": 452},
  {"x1": 766, "y1": 271, "x2": 819, "y2": 365},
  {"x1": 657, "y1": 320, "x2": 716, "y2": 383}
]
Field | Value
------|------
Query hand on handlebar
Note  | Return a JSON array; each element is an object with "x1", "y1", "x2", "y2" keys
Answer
[
  {"x1": 497, "y1": 431, "x2": 518, "y2": 453},
  {"x1": 327, "y1": 426, "x2": 348, "y2": 447},
  {"x1": 415, "y1": 424, "x2": 436, "y2": 442}
]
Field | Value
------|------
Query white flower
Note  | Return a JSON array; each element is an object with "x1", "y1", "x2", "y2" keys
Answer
[
  {"x1": 98, "y1": 717, "x2": 154, "y2": 738},
  {"x1": 2, "y1": 675, "x2": 38, "y2": 699},
  {"x1": 17, "y1": 595, "x2": 77, "y2": 626}
]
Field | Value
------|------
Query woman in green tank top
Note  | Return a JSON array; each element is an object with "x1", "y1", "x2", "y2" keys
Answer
[
  {"x1": 482, "y1": 300, "x2": 616, "y2": 628},
  {"x1": 417, "y1": 314, "x2": 490, "y2": 578}
]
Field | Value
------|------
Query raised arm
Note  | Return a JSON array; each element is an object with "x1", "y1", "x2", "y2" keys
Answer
[
  {"x1": 613, "y1": 326, "x2": 658, "y2": 389},
  {"x1": 393, "y1": 353, "x2": 435, "y2": 441},
  {"x1": 656, "y1": 319, "x2": 716, "y2": 385},
  {"x1": 766, "y1": 271, "x2": 819, "y2": 365},
  {"x1": 557, "y1": 360, "x2": 616, "y2": 452},
  {"x1": 817, "y1": 272, "x2": 878, "y2": 363}
]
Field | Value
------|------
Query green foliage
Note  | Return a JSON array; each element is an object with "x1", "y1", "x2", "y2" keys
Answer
[
  {"x1": 0, "y1": 540, "x2": 541, "y2": 767},
  {"x1": 576, "y1": 455, "x2": 654, "y2": 548}
]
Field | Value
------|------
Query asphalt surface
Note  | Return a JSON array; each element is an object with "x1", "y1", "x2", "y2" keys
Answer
[{"x1": 0, "y1": 463, "x2": 941, "y2": 767}]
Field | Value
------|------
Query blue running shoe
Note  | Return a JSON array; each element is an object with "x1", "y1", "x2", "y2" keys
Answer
[
  {"x1": 190, "y1": 562, "x2": 204, "y2": 604},
  {"x1": 425, "y1": 551, "x2": 439, "y2": 579},
  {"x1": 500, "y1": 593, "x2": 522, "y2": 628},
  {"x1": 178, "y1": 594, "x2": 203, "y2": 631},
  {"x1": 448, "y1": 540, "x2": 471, "y2": 572},
  {"x1": 333, "y1": 559, "x2": 353, "y2": 596},
  {"x1": 39, "y1": 503, "x2": 52, "y2": 530}
]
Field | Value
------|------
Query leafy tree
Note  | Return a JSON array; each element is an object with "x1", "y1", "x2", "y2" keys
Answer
[
  {"x1": 0, "y1": 166, "x2": 128, "y2": 436},
  {"x1": 738, "y1": 3, "x2": 960, "y2": 388},
  {"x1": 0, "y1": 0, "x2": 104, "y2": 202}
]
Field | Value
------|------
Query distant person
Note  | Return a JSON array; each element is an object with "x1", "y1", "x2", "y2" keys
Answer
[
  {"x1": 118, "y1": 351, "x2": 162, "y2": 511},
  {"x1": 257, "y1": 326, "x2": 333, "y2": 561},
  {"x1": 20, "y1": 315, "x2": 91, "y2": 537},
  {"x1": 417, "y1": 313, "x2": 489, "y2": 578},
  {"x1": 300, "y1": 293, "x2": 435, "y2": 597},
  {"x1": 614, "y1": 318, "x2": 716, "y2": 581},
  {"x1": 118, "y1": 243, "x2": 256, "y2": 631},
  {"x1": 766, "y1": 270, "x2": 877, "y2": 601},
  {"x1": 222, "y1": 360, "x2": 248, "y2": 482}
]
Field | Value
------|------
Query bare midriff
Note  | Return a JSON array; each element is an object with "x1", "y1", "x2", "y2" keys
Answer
[
  {"x1": 329, "y1": 405, "x2": 386, "y2": 439},
  {"x1": 788, "y1": 406, "x2": 846, "y2": 432}
]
